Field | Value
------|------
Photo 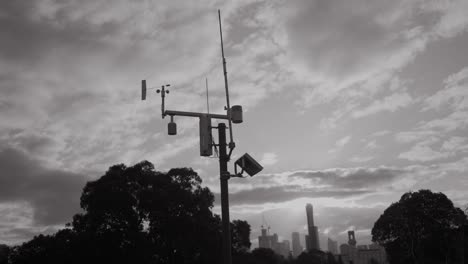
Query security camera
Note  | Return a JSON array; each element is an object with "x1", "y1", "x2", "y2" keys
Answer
[{"x1": 234, "y1": 153, "x2": 263, "y2": 177}]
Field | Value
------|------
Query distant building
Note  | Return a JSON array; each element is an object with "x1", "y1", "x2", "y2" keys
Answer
[
  {"x1": 276, "y1": 240, "x2": 290, "y2": 258},
  {"x1": 348, "y1": 230, "x2": 357, "y2": 247},
  {"x1": 258, "y1": 226, "x2": 278, "y2": 249},
  {"x1": 306, "y1": 203, "x2": 320, "y2": 250},
  {"x1": 328, "y1": 237, "x2": 338, "y2": 254},
  {"x1": 292, "y1": 232, "x2": 303, "y2": 257},
  {"x1": 339, "y1": 231, "x2": 388, "y2": 264},
  {"x1": 258, "y1": 227, "x2": 290, "y2": 257}
]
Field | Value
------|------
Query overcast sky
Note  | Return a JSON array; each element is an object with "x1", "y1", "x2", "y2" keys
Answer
[{"x1": 1, "y1": 0, "x2": 468, "y2": 249}]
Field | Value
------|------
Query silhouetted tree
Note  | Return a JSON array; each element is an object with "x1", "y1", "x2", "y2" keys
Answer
[
  {"x1": 296, "y1": 249, "x2": 326, "y2": 264},
  {"x1": 70, "y1": 162, "x2": 223, "y2": 264},
  {"x1": 251, "y1": 248, "x2": 282, "y2": 264},
  {"x1": 0, "y1": 245, "x2": 9, "y2": 264},
  {"x1": 231, "y1": 220, "x2": 251, "y2": 253},
  {"x1": 372, "y1": 189, "x2": 466, "y2": 264},
  {"x1": 326, "y1": 251, "x2": 338, "y2": 264},
  {"x1": 8, "y1": 229, "x2": 79, "y2": 264},
  {"x1": 9, "y1": 161, "x2": 251, "y2": 264},
  {"x1": 337, "y1": 255, "x2": 344, "y2": 264}
]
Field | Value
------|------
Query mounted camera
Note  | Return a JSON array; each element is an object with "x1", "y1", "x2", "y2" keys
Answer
[{"x1": 234, "y1": 153, "x2": 263, "y2": 177}]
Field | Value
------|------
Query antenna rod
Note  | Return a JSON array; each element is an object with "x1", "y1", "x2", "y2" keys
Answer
[
  {"x1": 206, "y1": 77, "x2": 210, "y2": 114},
  {"x1": 161, "y1": 85, "x2": 166, "y2": 119},
  {"x1": 218, "y1": 9, "x2": 234, "y2": 151}
]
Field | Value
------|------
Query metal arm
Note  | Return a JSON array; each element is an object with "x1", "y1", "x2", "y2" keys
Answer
[{"x1": 164, "y1": 110, "x2": 228, "y2": 120}]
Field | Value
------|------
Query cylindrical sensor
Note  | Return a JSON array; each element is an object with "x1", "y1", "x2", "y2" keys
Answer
[
  {"x1": 199, "y1": 115, "x2": 213, "y2": 156},
  {"x1": 141, "y1": 80, "x2": 147, "y2": 100},
  {"x1": 168, "y1": 121, "x2": 177, "y2": 135},
  {"x1": 230, "y1": 105, "x2": 243, "y2": 124}
]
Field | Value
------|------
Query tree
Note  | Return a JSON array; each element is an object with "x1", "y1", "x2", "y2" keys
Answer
[
  {"x1": 337, "y1": 255, "x2": 344, "y2": 264},
  {"x1": 71, "y1": 161, "x2": 223, "y2": 264},
  {"x1": 295, "y1": 249, "x2": 326, "y2": 264},
  {"x1": 326, "y1": 251, "x2": 338, "y2": 264},
  {"x1": 8, "y1": 229, "x2": 79, "y2": 264},
  {"x1": 0, "y1": 245, "x2": 9, "y2": 264},
  {"x1": 231, "y1": 220, "x2": 252, "y2": 253},
  {"x1": 372, "y1": 189, "x2": 466, "y2": 264},
  {"x1": 10, "y1": 161, "x2": 251, "y2": 264},
  {"x1": 250, "y1": 248, "x2": 282, "y2": 264}
]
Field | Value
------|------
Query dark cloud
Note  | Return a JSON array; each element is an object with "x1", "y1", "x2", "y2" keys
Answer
[
  {"x1": 215, "y1": 167, "x2": 404, "y2": 206},
  {"x1": 0, "y1": 0, "x2": 118, "y2": 65},
  {"x1": 0, "y1": 147, "x2": 87, "y2": 225},
  {"x1": 285, "y1": 0, "x2": 442, "y2": 80},
  {"x1": 216, "y1": 186, "x2": 370, "y2": 206},
  {"x1": 290, "y1": 167, "x2": 403, "y2": 189}
]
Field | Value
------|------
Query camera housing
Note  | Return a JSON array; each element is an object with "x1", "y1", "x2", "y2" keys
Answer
[{"x1": 234, "y1": 153, "x2": 263, "y2": 177}]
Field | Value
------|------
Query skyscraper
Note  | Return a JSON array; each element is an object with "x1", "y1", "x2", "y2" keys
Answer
[
  {"x1": 348, "y1": 230, "x2": 357, "y2": 247},
  {"x1": 292, "y1": 232, "x2": 303, "y2": 257},
  {"x1": 328, "y1": 237, "x2": 338, "y2": 254},
  {"x1": 306, "y1": 203, "x2": 320, "y2": 250},
  {"x1": 258, "y1": 227, "x2": 272, "y2": 248}
]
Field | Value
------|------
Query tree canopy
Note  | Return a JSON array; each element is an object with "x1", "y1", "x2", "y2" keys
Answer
[
  {"x1": 7, "y1": 161, "x2": 251, "y2": 264},
  {"x1": 372, "y1": 189, "x2": 467, "y2": 264}
]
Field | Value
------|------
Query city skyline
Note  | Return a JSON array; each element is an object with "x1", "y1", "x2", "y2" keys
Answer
[
  {"x1": 1, "y1": 0, "x2": 468, "y2": 247},
  {"x1": 256, "y1": 203, "x2": 368, "y2": 254}
]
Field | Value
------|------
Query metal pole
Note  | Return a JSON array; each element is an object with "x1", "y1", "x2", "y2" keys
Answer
[
  {"x1": 218, "y1": 10, "x2": 234, "y2": 149},
  {"x1": 218, "y1": 123, "x2": 232, "y2": 264}
]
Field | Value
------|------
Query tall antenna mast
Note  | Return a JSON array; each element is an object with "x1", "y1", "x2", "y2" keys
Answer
[
  {"x1": 218, "y1": 9, "x2": 235, "y2": 155},
  {"x1": 205, "y1": 77, "x2": 210, "y2": 114},
  {"x1": 141, "y1": 10, "x2": 264, "y2": 264}
]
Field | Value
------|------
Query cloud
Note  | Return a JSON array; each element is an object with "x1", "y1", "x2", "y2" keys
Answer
[
  {"x1": 290, "y1": 168, "x2": 403, "y2": 190},
  {"x1": 336, "y1": 136, "x2": 352, "y2": 148},
  {"x1": 371, "y1": 130, "x2": 391, "y2": 137},
  {"x1": 223, "y1": 186, "x2": 370, "y2": 206},
  {"x1": 395, "y1": 130, "x2": 438, "y2": 143},
  {"x1": 351, "y1": 92, "x2": 413, "y2": 118},
  {"x1": 328, "y1": 136, "x2": 352, "y2": 153},
  {"x1": 273, "y1": 0, "x2": 468, "y2": 129},
  {"x1": 420, "y1": 67, "x2": 468, "y2": 132},
  {"x1": 217, "y1": 167, "x2": 405, "y2": 206},
  {"x1": 398, "y1": 135, "x2": 468, "y2": 162},
  {"x1": 441, "y1": 137, "x2": 468, "y2": 152},
  {"x1": 0, "y1": 147, "x2": 87, "y2": 225},
  {"x1": 424, "y1": 67, "x2": 468, "y2": 111},
  {"x1": 282, "y1": 0, "x2": 429, "y2": 104},
  {"x1": 396, "y1": 67, "x2": 468, "y2": 163},
  {"x1": 349, "y1": 156, "x2": 374, "y2": 163},
  {"x1": 399, "y1": 144, "x2": 450, "y2": 162},
  {"x1": 260, "y1": 152, "x2": 278, "y2": 166},
  {"x1": 365, "y1": 140, "x2": 378, "y2": 150}
]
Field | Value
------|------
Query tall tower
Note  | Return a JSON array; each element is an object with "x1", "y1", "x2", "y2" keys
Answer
[
  {"x1": 348, "y1": 230, "x2": 357, "y2": 247},
  {"x1": 327, "y1": 237, "x2": 338, "y2": 254},
  {"x1": 258, "y1": 226, "x2": 271, "y2": 248},
  {"x1": 306, "y1": 204, "x2": 320, "y2": 250},
  {"x1": 292, "y1": 232, "x2": 303, "y2": 257}
]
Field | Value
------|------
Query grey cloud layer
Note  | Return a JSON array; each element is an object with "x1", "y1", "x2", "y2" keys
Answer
[
  {"x1": 290, "y1": 168, "x2": 402, "y2": 189},
  {"x1": 0, "y1": 147, "x2": 86, "y2": 225},
  {"x1": 1, "y1": 0, "x2": 468, "y2": 246},
  {"x1": 221, "y1": 167, "x2": 404, "y2": 206},
  {"x1": 222, "y1": 186, "x2": 370, "y2": 206}
]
